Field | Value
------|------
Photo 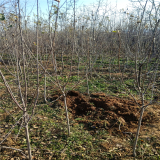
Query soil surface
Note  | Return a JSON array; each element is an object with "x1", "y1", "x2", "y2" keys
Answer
[{"x1": 55, "y1": 90, "x2": 159, "y2": 135}]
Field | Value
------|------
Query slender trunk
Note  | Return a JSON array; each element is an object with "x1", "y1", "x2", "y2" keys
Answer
[
  {"x1": 133, "y1": 93, "x2": 144, "y2": 156},
  {"x1": 133, "y1": 107, "x2": 144, "y2": 157},
  {"x1": 135, "y1": 52, "x2": 138, "y2": 87},
  {"x1": 44, "y1": 69, "x2": 47, "y2": 102},
  {"x1": 35, "y1": 0, "x2": 39, "y2": 106},
  {"x1": 18, "y1": 1, "x2": 32, "y2": 159},
  {"x1": 71, "y1": 0, "x2": 76, "y2": 72},
  {"x1": 109, "y1": 58, "x2": 112, "y2": 79},
  {"x1": 63, "y1": 88, "x2": 70, "y2": 136},
  {"x1": 89, "y1": 37, "x2": 91, "y2": 72},
  {"x1": 118, "y1": 31, "x2": 121, "y2": 72},
  {"x1": 61, "y1": 51, "x2": 64, "y2": 72},
  {"x1": 86, "y1": 67, "x2": 89, "y2": 95},
  {"x1": 77, "y1": 52, "x2": 80, "y2": 81},
  {"x1": 24, "y1": 112, "x2": 32, "y2": 160},
  {"x1": 52, "y1": 1, "x2": 60, "y2": 73}
]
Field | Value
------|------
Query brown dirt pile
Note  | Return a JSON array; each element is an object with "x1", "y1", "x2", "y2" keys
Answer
[{"x1": 57, "y1": 91, "x2": 159, "y2": 133}]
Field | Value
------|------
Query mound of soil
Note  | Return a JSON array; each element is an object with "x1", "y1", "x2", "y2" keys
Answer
[{"x1": 57, "y1": 90, "x2": 158, "y2": 134}]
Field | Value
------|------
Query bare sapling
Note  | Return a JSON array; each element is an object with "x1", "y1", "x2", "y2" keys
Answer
[
  {"x1": 0, "y1": 0, "x2": 41, "y2": 159},
  {"x1": 122, "y1": 0, "x2": 160, "y2": 156},
  {"x1": 46, "y1": 0, "x2": 71, "y2": 136}
]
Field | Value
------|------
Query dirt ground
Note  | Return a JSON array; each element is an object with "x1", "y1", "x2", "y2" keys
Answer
[
  {"x1": 1, "y1": 90, "x2": 160, "y2": 159},
  {"x1": 56, "y1": 90, "x2": 160, "y2": 136}
]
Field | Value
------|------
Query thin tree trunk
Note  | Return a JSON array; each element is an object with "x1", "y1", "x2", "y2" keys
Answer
[
  {"x1": 133, "y1": 93, "x2": 144, "y2": 157},
  {"x1": 133, "y1": 107, "x2": 144, "y2": 157},
  {"x1": 63, "y1": 88, "x2": 70, "y2": 136},
  {"x1": 24, "y1": 112, "x2": 32, "y2": 160},
  {"x1": 86, "y1": 67, "x2": 89, "y2": 95},
  {"x1": 18, "y1": 1, "x2": 32, "y2": 159},
  {"x1": 71, "y1": 0, "x2": 76, "y2": 72},
  {"x1": 44, "y1": 69, "x2": 47, "y2": 102},
  {"x1": 61, "y1": 51, "x2": 64, "y2": 72},
  {"x1": 118, "y1": 30, "x2": 121, "y2": 72}
]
